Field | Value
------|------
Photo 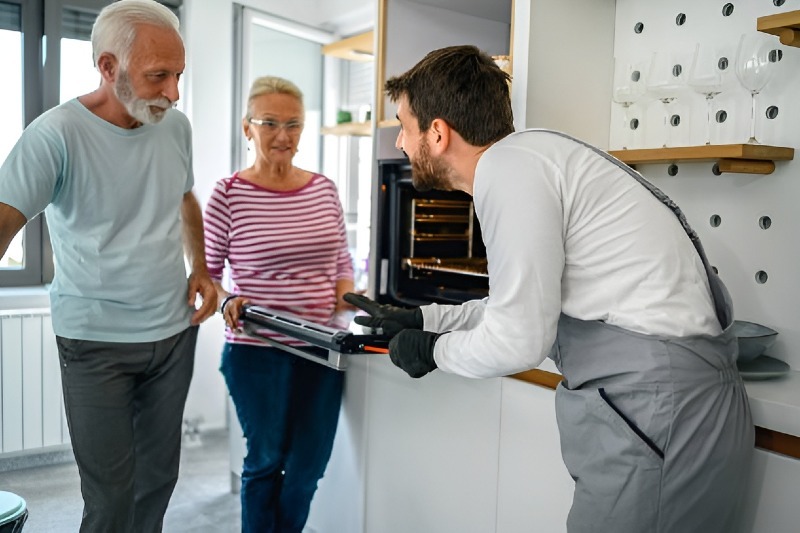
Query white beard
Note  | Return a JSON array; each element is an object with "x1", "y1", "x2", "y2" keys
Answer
[{"x1": 114, "y1": 70, "x2": 174, "y2": 125}]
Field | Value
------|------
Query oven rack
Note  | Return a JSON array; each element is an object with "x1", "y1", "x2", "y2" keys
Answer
[{"x1": 404, "y1": 257, "x2": 489, "y2": 278}]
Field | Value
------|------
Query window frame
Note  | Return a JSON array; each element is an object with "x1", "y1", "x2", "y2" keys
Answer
[{"x1": 0, "y1": 0, "x2": 181, "y2": 287}]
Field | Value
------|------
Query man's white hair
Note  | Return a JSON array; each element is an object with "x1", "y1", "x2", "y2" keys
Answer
[{"x1": 91, "y1": 0, "x2": 180, "y2": 70}]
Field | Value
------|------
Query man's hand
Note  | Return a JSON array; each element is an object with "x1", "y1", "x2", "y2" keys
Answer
[
  {"x1": 187, "y1": 272, "x2": 216, "y2": 325},
  {"x1": 389, "y1": 330, "x2": 441, "y2": 378},
  {"x1": 343, "y1": 293, "x2": 422, "y2": 337},
  {"x1": 0, "y1": 202, "x2": 27, "y2": 261}
]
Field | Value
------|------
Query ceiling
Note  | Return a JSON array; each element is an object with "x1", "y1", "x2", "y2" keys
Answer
[
  {"x1": 317, "y1": 0, "x2": 512, "y2": 26},
  {"x1": 412, "y1": 0, "x2": 512, "y2": 23}
]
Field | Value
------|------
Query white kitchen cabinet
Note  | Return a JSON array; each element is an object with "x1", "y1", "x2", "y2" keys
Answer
[
  {"x1": 496, "y1": 378, "x2": 573, "y2": 533},
  {"x1": 304, "y1": 356, "x2": 370, "y2": 533},
  {"x1": 741, "y1": 448, "x2": 800, "y2": 533},
  {"x1": 510, "y1": 0, "x2": 616, "y2": 146},
  {"x1": 363, "y1": 355, "x2": 503, "y2": 533}
]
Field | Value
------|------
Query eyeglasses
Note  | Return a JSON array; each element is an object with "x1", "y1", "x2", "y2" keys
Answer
[{"x1": 247, "y1": 117, "x2": 304, "y2": 134}]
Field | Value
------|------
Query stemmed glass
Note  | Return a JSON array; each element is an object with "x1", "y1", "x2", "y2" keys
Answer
[
  {"x1": 646, "y1": 51, "x2": 687, "y2": 148},
  {"x1": 688, "y1": 43, "x2": 729, "y2": 145},
  {"x1": 735, "y1": 32, "x2": 777, "y2": 144},
  {"x1": 611, "y1": 59, "x2": 646, "y2": 149}
]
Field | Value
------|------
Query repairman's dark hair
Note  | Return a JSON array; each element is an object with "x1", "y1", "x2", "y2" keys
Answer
[{"x1": 385, "y1": 45, "x2": 514, "y2": 146}]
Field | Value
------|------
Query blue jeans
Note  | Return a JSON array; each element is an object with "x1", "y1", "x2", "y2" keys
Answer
[{"x1": 221, "y1": 343, "x2": 344, "y2": 533}]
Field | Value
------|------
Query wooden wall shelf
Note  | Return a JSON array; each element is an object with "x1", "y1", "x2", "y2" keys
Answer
[
  {"x1": 322, "y1": 31, "x2": 374, "y2": 62},
  {"x1": 321, "y1": 121, "x2": 372, "y2": 137},
  {"x1": 758, "y1": 10, "x2": 800, "y2": 47},
  {"x1": 608, "y1": 144, "x2": 795, "y2": 175}
]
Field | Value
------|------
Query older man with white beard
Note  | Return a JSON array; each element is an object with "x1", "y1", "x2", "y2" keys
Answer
[{"x1": 0, "y1": 1, "x2": 215, "y2": 531}]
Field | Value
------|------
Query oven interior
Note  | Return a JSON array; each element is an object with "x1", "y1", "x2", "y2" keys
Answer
[{"x1": 375, "y1": 160, "x2": 489, "y2": 307}]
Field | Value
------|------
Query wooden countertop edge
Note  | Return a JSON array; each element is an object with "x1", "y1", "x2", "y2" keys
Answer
[
  {"x1": 508, "y1": 370, "x2": 800, "y2": 460},
  {"x1": 509, "y1": 369, "x2": 563, "y2": 390}
]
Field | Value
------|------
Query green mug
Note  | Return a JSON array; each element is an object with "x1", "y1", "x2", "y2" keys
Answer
[{"x1": 336, "y1": 110, "x2": 352, "y2": 124}]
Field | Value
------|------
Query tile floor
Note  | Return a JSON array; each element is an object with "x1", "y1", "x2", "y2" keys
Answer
[{"x1": 0, "y1": 429, "x2": 241, "y2": 532}]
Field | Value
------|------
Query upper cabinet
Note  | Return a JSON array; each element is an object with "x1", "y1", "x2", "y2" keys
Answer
[
  {"x1": 513, "y1": 0, "x2": 616, "y2": 148},
  {"x1": 322, "y1": 30, "x2": 375, "y2": 62},
  {"x1": 375, "y1": 0, "x2": 513, "y2": 126}
]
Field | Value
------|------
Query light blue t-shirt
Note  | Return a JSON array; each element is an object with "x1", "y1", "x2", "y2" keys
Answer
[{"x1": 0, "y1": 99, "x2": 194, "y2": 342}]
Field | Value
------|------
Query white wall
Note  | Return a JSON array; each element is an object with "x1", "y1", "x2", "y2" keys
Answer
[{"x1": 612, "y1": 0, "x2": 800, "y2": 371}]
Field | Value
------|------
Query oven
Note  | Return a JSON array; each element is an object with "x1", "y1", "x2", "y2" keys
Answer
[
  {"x1": 239, "y1": 127, "x2": 488, "y2": 367},
  {"x1": 370, "y1": 126, "x2": 489, "y2": 308}
]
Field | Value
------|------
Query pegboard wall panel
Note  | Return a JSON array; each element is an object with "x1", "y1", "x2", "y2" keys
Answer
[{"x1": 612, "y1": 0, "x2": 800, "y2": 369}]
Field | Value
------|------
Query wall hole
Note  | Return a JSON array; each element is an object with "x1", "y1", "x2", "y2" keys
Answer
[
  {"x1": 710, "y1": 214, "x2": 722, "y2": 227},
  {"x1": 718, "y1": 57, "x2": 729, "y2": 70},
  {"x1": 766, "y1": 106, "x2": 779, "y2": 119},
  {"x1": 715, "y1": 110, "x2": 728, "y2": 123},
  {"x1": 634, "y1": 22, "x2": 645, "y2": 34},
  {"x1": 755, "y1": 271, "x2": 768, "y2": 284},
  {"x1": 672, "y1": 64, "x2": 683, "y2": 77},
  {"x1": 676, "y1": 13, "x2": 687, "y2": 26},
  {"x1": 712, "y1": 163, "x2": 722, "y2": 176},
  {"x1": 712, "y1": 266, "x2": 719, "y2": 275},
  {"x1": 774, "y1": 0, "x2": 785, "y2": 6},
  {"x1": 722, "y1": 3, "x2": 734, "y2": 17},
  {"x1": 629, "y1": 118, "x2": 640, "y2": 130},
  {"x1": 769, "y1": 49, "x2": 783, "y2": 63},
  {"x1": 670, "y1": 114, "x2": 681, "y2": 127},
  {"x1": 668, "y1": 164, "x2": 679, "y2": 176},
  {"x1": 759, "y1": 216, "x2": 772, "y2": 230},
  {"x1": 631, "y1": 70, "x2": 641, "y2": 82}
]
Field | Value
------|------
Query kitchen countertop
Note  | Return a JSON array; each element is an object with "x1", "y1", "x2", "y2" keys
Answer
[{"x1": 744, "y1": 371, "x2": 800, "y2": 438}]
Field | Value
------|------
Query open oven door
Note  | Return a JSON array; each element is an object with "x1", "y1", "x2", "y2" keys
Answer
[{"x1": 240, "y1": 305, "x2": 391, "y2": 371}]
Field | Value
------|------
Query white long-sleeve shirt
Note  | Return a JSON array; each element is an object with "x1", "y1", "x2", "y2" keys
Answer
[{"x1": 424, "y1": 130, "x2": 721, "y2": 378}]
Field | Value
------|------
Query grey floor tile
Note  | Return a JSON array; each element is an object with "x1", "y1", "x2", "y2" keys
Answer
[{"x1": 0, "y1": 430, "x2": 241, "y2": 532}]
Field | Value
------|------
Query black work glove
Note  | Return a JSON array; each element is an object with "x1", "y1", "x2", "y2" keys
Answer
[
  {"x1": 343, "y1": 293, "x2": 423, "y2": 337},
  {"x1": 389, "y1": 330, "x2": 441, "y2": 378}
]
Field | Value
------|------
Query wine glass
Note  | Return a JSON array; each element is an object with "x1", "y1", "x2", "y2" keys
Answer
[
  {"x1": 646, "y1": 51, "x2": 687, "y2": 148},
  {"x1": 611, "y1": 59, "x2": 646, "y2": 149},
  {"x1": 688, "y1": 43, "x2": 730, "y2": 145},
  {"x1": 735, "y1": 32, "x2": 777, "y2": 144}
]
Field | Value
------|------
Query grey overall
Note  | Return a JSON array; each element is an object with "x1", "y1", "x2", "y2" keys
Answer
[{"x1": 550, "y1": 135, "x2": 754, "y2": 533}]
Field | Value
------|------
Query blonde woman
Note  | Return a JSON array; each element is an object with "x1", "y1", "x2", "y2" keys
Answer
[{"x1": 204, "y1": 76, "x2": 354, "y2": 533}]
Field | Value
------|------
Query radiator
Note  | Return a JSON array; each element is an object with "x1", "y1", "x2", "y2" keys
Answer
[{"x1": 0, "y1": 308, "x2": 69, "y2": 455}]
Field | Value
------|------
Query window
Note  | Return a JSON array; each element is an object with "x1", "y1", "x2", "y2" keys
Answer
[
  {"x1": 0, "y1": 0, "x2": 181, "y2": 287},
  {"x1": 0, "y1": 2, "x2": 24, "y2": 272},
  {"x1": 60, "y1": 7, "x2": 102, "y2": 103}
]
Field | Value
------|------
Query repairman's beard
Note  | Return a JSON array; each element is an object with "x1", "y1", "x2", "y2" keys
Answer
[{"x1": 410, "y1": 137, "x2": 456, "y2": 192}]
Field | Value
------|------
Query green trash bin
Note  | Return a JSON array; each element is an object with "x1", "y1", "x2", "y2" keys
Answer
[{"x1": 0, "y1": 491, "x2": 27, "y2": 533}]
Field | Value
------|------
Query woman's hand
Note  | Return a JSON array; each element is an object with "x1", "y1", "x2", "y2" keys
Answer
[{"x1": 221, "y1": 294, "x2": 251, "y2": 331}]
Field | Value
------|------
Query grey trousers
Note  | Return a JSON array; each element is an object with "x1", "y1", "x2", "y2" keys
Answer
[{"x1": 56, "y1": 326, "x2": 198, "y2": 533}]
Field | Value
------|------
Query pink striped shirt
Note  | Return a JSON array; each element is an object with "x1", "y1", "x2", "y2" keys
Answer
[{"x1": 204, "y1": 173, "x2": 354, "y2": 346}]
